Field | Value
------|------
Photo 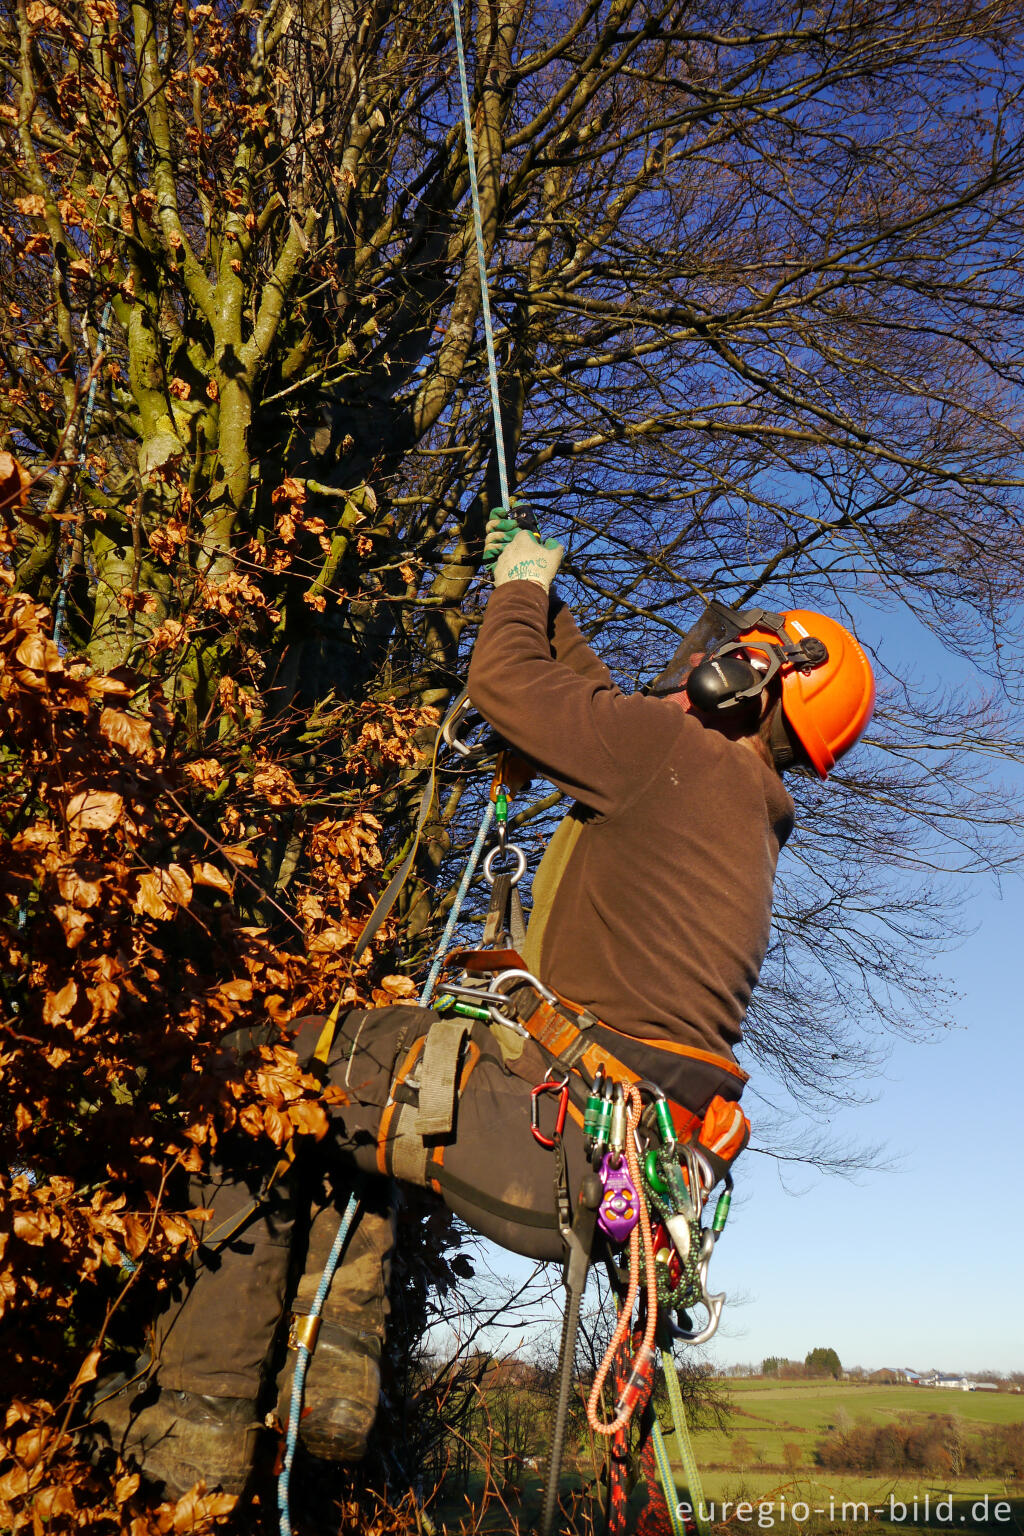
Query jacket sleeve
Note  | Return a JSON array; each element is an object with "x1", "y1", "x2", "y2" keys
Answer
[
  {"x1": 548, "y1": 598, "x2": 615, "y2": 686},
  {"x1": 467, "y1": 584, "x2": 676, "y2": 815}
]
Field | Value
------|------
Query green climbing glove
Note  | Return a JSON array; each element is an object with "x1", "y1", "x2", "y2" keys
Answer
[
  {"x1": 492, "y1": 528, "x2": 564, "y2": 592},
  {"x1": 482, "y1": 509, "x2": 520, "y2": 566}
]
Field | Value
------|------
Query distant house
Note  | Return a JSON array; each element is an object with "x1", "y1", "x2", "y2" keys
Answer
[{"x1": 870, "y1": 1368, "x2": 901, "y2": 1384}]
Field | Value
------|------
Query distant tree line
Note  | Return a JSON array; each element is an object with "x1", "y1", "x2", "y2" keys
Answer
[
  {"x1": 762, "y1": 1349, "x2": 842, "y2": 1380},
  {"x1": 816, "y1": 1417, "x2": 1024, "y2": 1480}
]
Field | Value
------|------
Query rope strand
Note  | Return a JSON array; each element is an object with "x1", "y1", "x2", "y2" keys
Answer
[{"x1": 450, "y1": 0, "x2": 510, "y2": 508}]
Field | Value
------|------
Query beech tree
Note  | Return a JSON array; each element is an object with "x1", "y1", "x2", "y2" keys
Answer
[{"x1": 4, "y1": 0, "x2": 1024, "y2": 1526}]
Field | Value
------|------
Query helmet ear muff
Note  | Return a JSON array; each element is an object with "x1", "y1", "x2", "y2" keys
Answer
[{"x1": 685, "y1": 653, "x2": 765, "y2": 718}]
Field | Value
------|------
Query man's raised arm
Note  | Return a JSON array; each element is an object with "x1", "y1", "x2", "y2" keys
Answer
[{"x1": 467, "y1": 531, "x2": 675, "y2": 815}]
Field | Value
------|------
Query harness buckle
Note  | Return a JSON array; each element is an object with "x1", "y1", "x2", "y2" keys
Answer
[{"x1": 530, "y1": 1072, "x2": 570, "y2": 1148}]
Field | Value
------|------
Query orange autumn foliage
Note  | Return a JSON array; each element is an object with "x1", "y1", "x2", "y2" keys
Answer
[{"x1": 0, "y1": 519, "x2": 436, "y2": 1531}]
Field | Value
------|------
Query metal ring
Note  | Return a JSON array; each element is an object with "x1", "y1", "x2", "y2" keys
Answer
[{"x1": 482, "y1": 843, "x2": 527, "y2": 886}]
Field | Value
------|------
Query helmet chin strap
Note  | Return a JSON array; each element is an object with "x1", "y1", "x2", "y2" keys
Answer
[{"x1": 768, "y1": 706, "x2": 805, "y2": 772}]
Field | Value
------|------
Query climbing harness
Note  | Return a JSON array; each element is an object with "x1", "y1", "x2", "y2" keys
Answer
[{"x1": 430, "y1": 910, "x2": 746, "y2": 1534}]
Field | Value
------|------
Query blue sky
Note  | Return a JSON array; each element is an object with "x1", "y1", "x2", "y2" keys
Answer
[{"x1": 704, "y1": 875, "x2": 1023, "y2": 1375}]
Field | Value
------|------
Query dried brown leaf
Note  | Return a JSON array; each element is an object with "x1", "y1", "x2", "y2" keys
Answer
[
  {"x1": 70, "y1": 1346, "x2": 100, "y2": 1388},
  {"x1": 0, "y1": 450, "x2": 31, "y2": 512},
  {"x1": 42, "y1": 979, "x2": 77, "y2": 1024},
  {"x1": 15, "y1": 632, "x2": 62, "y2": 676},
  {"x1": 222, "y1": 844, "x2": 257, "y2": 868},
  {"x1": 100, "y1": 706, "x2": 154, "y2": 760},
  {"x1": 67, "y1": 789, "x2": 123, "y2": 831},
  {"x1": 191, "y1": 861, "x2": 233, "y2": 894}
]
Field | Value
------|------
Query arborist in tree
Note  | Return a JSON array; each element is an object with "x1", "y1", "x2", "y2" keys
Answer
[{"x1": 85, "y1": 515, "x2": 876, "y2": 1502}]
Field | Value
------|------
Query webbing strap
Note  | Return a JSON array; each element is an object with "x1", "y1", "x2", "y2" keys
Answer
[
  {"x1": 387, "y1": 1101, "x2": 432, "y2": 1184},
  {"x1": 479, "y1": 870, "x2": 529, "y2": 952},
  {"x1": 415, "y1": 1018, "x2": 469, "y2": 1136},
  {"x1": 539, "y1": 1155, "x2": 602, "y2": 1536},
  {"x1": 509, "y1": 885, "x2": 527, "y2": 952},
  {"x1": 516, "y1": 995, "x2": 702, "y2": 1141},
  {"x1": 433, "y1": 1162, "x2": 559, "y2": 1230},
  {"x1": 482, "y1": 870, "x2": 512, "y2": 947},
  {"x1": 313, "y1": 995, "x2": 345, "y2": 1066}
]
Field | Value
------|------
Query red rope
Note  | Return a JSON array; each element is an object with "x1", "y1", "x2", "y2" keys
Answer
[{"x1": 606, "y1": 1331, "x2": 691, "y2": 1536}]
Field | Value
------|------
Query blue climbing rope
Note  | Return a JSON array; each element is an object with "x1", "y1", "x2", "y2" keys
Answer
[
  {"x1": 278, "y1": 1189, "x2": 361, "y2": 1536},
  {"x1": 450, "y1": 0, "x2": 510, "y2": 509},
  {"x1": 413, "y1": 1, "x2": 520, "y2": 1001},
  {"x1": 418, "y1": 799, "x2": 494, "y2": 1005}
]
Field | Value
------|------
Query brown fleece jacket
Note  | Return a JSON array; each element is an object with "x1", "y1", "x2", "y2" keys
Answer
[{"x1": 467, "y1": 584, "x2": 794, "y2": 1065}]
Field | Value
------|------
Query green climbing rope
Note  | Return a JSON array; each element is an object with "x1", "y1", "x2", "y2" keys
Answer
[{"x1": 661, "y1": 1346, "x2": 711, "y2": 1536}]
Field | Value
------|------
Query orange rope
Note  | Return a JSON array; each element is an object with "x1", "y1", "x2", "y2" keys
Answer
[{"x1": 585, "y1": 1084, "x2": 660, "y2": 1437}]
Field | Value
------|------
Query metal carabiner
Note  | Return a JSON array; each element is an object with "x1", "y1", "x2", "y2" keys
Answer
[
  {"x1": 661, "y1": 1223, "x2": 726, "y2": 1344},
  {"x1": 441, "y1": 696, "x2": 497, "y2": 763},
  {"x1": 679, "y1": 1141, "x2": 706, "y2": 1222},
  {"x1": 530, "y1": 1072, "x2": 570, "y2": 1149},
  {"x1": 440, "y1": 695, "x2": 476, "y2": 757},
  {"x1": 490, "y1": 968, "x2": 559, "y2": 1006}
]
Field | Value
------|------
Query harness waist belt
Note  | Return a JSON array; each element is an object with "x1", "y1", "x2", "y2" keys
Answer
[{"x1": 512, "y1": 990, "x2": 746, "y2": 1138}]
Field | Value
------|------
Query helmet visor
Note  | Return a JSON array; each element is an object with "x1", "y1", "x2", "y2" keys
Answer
[{"x1": 646, "y1": 602, "x2": 749, "y2": 696}]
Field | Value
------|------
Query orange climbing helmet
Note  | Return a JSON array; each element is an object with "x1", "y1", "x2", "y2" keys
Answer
[
  {"x1": 733, "y1": 607, "x2": 876, "y2": 777},
  {"x1": 650, "y1": 600, "x2": 875, "y2": 778}
]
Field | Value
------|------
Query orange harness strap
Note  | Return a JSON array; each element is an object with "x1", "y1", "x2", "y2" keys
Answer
[{"x1": 515, "y1": 993, "x2": 711, "y2": 1142}]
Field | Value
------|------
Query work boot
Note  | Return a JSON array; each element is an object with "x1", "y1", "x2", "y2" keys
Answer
[
  {"x1": 88, "y1": 1372, "x2": 262, "y2": 1500},
  {"x1": 278, "y1": 1187, "x2": 394, "y2": 1462}
]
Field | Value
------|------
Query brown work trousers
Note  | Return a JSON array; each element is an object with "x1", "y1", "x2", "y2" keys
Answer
[{"x1": 154, "y1": 1004, "x2": 740, "y2": 1399}]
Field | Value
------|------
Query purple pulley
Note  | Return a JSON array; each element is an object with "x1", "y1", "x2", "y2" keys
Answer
[{"x1": 596, "y1": 1151, "x2": 640, "y2": 1243}]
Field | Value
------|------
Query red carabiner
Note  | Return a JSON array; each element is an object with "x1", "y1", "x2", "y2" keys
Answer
[{"x1": 530, "y1": 1075, "x2": 570, "y2": 1149}]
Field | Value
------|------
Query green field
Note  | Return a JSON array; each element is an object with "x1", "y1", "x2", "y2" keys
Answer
[
  {"x1": 430, "y1": 1380, "x2": 1024, "y2": 1534},
  {"x1": 695, "y1": 1379, "x2": 1024, "y2": 1467},
  {"x1": 679, "y1": 1378, "x2": 1024, "y2": 1532}
]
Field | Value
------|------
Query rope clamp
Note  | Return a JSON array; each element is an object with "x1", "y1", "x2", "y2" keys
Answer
[
  {"x1": 531, "y1": 1072, "x2": 570, "y2": 1148},
  {"x1": 288, "y1": 1312, "x2": 321, "y2": 1353}
]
